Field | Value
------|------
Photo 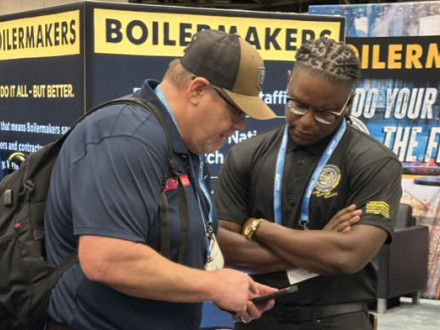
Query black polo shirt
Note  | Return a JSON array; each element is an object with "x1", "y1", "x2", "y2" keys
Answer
[{"x1": 214, "y1": 123, "x2": 402, "y2": 305}]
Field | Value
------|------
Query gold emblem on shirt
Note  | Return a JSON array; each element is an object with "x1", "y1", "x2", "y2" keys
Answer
[
  {"x1": 365, "y1": 201, "x2": 390, "y2": 219},
  {"x1": 313, "y1": 164, "x2": 340, "y2": 198}
]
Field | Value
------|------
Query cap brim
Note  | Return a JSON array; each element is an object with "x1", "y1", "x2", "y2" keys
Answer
[{"x1": 223, "y1": 90, "x2": 276, "y2": 120}]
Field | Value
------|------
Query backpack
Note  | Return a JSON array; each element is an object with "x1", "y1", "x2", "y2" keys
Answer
[{"x1": 0, "y1": 96, "x2": 188, "y2": 329}]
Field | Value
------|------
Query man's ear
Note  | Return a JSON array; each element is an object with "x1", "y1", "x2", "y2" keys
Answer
[{"x1": 188, "y1": 77, "x2": 211, "y2": 102}]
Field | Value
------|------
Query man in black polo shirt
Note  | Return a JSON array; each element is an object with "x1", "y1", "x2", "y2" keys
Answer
[{"x1": 214, "y1": 37, "x2": 402, "y2": 330}]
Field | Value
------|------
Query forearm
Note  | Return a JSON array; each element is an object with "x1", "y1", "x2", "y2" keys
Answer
[
  {"x1": 257, "y1": 230, "x2": 339, "y2": 274},
  {"x1": 80, "y1": 236, "x2": 219, "y2": 302},
  {"x1": 217, "y1": 224, "x2": 294, "y2": 274},
  {"x1": 110, "y1": 253, "x2": 219, "y2": 302},
  {"x1": 224, "y1": 205, "x2": 363, "y2": 274},
  {"x1": 254, "y1": 222, "x2": 386, "y2": 275},
  {"x1": 79, "y1": 235, "x2": 279, "y2": 315}
]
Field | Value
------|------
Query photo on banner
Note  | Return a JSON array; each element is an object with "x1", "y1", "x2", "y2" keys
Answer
[{"x1": 310, "y1": 1, "x2": 440, "y2": 300}]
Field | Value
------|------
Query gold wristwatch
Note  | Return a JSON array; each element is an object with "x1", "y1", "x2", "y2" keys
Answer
[{"x1": 243, "y1": 218, "x2": 266, "y2": 241}]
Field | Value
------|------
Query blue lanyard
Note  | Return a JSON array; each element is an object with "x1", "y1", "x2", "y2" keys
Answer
[
  {"x1": 154, "y1": 86, "x2": 213, "y2": 256},
  {"x1": 197, "y1": 158, "x2": 214, "y2": 228},
  {"x1": 273, "y1": 126, "x2": 289, "y2": 225},
  {"x1": 273, "y1": 119, "x2": 347, "y2": 226},
  {"x1": 188, "y1": 155, "x2": 213, "y2": 257},
  {"x1": 155, "y1": 86, "x2": 181, "y2": 135}
]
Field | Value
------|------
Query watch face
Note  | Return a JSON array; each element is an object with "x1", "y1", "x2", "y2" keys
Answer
[
  {"x1": 251, "y1": 220, "x2": 259, "y2": 230},
  {"x1": 244, "y1": 224, "x2": 252, "y2": 237}
]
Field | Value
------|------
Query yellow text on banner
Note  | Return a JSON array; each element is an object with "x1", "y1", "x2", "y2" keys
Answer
[
  {"x1": 94, "y1": 8, "x2": 342, "y2": 61},
  {"x1": 0, "y1": 10, "x2": 80, "y2": 60}
]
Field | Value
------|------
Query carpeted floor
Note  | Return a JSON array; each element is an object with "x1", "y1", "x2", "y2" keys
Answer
[{"x1": 375, "y1": 297, "x2": 440, "y2": 330}]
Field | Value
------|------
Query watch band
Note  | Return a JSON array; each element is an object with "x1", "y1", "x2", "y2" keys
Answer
[{"x1": 244, "y1": 218, "x2": 266, "y2": 241}]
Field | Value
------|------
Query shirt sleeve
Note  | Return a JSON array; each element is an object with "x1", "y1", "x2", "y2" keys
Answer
[
  {"x1": 347, "y1": 155, "x2": 402, "y2": 239},
  {"x1": 214, "y1": 146, "x2": 251, "y2": 226},
  {"x1": 70, "y1": 135, "x2": 167, "y2": 243}
]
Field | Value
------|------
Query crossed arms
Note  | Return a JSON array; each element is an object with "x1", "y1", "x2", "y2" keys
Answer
[{"x1": 217, "y1": 205, "x2": 388, "y2": 275}]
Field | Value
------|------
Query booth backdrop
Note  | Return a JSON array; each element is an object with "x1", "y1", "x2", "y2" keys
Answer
[
  {"x1": 311, "y1": 0, "x2": 440, "y2": 300},
  {"x1": 0, "y1": 0, "x2": 344, "y2": 180}
]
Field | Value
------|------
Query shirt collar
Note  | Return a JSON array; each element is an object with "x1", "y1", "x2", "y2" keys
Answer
[
  {"x1": 134, "y1": 79, "x2": 189, "y2": 155},
  {"x1": 287, "y1": 122, "x2": 343, "y2": 156}
]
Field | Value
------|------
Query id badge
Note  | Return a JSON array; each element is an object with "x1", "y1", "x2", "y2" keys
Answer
[
  {"x1": 205, "y1": 234, "x2": 224, "y2": 271},
  {"x1": 287, "y1": 268, "x2": 319, "y2": 285}
]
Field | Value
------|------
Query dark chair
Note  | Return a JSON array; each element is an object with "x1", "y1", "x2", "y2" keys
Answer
[{"x1": 374, "y1": 203, "x2": 429, "y2": 313}]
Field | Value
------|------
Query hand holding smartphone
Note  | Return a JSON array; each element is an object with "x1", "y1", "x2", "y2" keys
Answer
[{"x1": 251, "y1": 285, "x2": 298, "y2": 303}]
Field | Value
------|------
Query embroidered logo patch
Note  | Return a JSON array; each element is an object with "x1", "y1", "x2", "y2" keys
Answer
[
  {"x1": 163, "y1": 174, "x2": 190, "y2": 192},
  {"x1": 256, "y1": 67, "x2": 265, "y2": 91},
  {"x1": 313, "y1": 164, "x2": 340, "y2": 198},
  {"x1": 365, "y1": 201, "x2": 390, "y2": 219}
]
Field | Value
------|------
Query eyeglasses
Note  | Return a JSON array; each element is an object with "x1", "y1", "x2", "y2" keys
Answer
[
  {"x1": 212, "y1": 86, "x2": 247, "y2": 123},
  {"x1": 286, "y1": 93, "x2": 352, "y2": 125}
]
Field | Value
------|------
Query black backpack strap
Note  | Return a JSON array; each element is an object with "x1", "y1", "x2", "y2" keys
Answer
[
  {"x1": 58, "y1": 96, "x2": 189, "y2": 266},
  {"x1": 159, "y1": 173, "x2": 189, "y2": 263},
  {"x1": 177, "y1": 177, "x2": 189, "y2": 264},
  {"x1": 159, "y1": 192, "x2": 172, "y2": 259},
  {"x1": 112, "y1": 96, "x2": 190, "y2": 264},
  {"x1": 113, "y1": 96, "x2": 176, "y2": 177},
  {"x1": 47, "y1": 252, "x2": 78, "y2": 288},
  {"x1": 62, "y1": 95, "x2": 177, "y2": 180},
  {"x1": 55, "y1": 96, "x2": 149, "y2": 146}
]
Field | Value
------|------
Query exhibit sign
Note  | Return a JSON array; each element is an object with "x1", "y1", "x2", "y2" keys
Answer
[
  {"x1": 85, "y1": 2, "x2": 344, "y2": 182},
  {"x1": 1, "y1": 1, "x2": 345, "y2": 182},
  {"x1": 0, "y1": 4, "x2": 84, "y2": 175}
]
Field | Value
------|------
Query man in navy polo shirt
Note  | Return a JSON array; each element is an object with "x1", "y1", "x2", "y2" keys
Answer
[{"x1": 44, "y1": 30, "x2": 278, "y2": 330}]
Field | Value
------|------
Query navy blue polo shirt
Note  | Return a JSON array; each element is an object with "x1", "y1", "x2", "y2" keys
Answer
[{"x1": 45, "y1": 80, "x2": 212, "y2": 329}]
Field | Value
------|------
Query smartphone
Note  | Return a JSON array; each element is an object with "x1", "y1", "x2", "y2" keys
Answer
[{"x1": 251, "y1": 285, "x2": 298, "y2": 303}]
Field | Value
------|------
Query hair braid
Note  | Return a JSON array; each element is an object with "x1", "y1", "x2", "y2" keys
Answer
[{"x1": 294, "y1": 37, "x2": 361, "y2": 86}]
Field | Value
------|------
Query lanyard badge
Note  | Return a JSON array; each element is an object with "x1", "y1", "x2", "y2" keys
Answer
[{"x1": 274, "y1": 119, "x2": 347, "y2": 228}]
